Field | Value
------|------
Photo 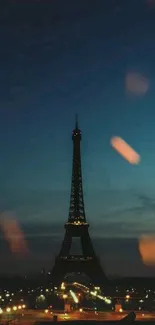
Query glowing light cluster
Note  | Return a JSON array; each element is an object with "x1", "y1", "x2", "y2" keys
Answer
[
  {"x1": 61, "y1": 282, "x2": 66, "y2": 290},
  {"x1": 69, "y1": 290, "x2": 79, "y2": 303},
  {"x1": 0, "y1": 304, "x2": 26, "y2": 314},
  {"x1": 90, "y1": 291, "x2": 111, "y2": 304}
]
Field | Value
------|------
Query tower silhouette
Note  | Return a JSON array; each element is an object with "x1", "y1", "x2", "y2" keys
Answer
[{"x1": 51, "y1": 117, "x2": 107, "y2": 286}]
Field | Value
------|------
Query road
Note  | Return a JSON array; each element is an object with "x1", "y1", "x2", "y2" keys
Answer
[{"x1": 1, "y1": 309, "x2": 155, "y2": 324}]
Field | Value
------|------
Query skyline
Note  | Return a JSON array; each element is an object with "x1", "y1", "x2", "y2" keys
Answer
[{"x1": 1, "y1": 0, "x2": 155, "y2": 276}]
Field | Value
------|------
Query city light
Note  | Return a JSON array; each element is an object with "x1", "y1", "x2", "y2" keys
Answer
[
  {"x1": 105, "y1": 298, "x2": 112, "y2": 304},
  {"x1": 6, "y1": 307, "x2": 11, "y2": 312},
  {"x1": 0, "y1": 281, "x2": 154, "y2": 321},
  {"x1": 61, "y1": 282, "x2": 66, "y2": 290},
  {"x1": 63, "y1": 294, "x2": 68, "y2": 299},
  {"x1": 90, "y1": 290, "x2": 111, "y2": 304},
  {"x1": 70, "y1": 290, "x2": 79, "y2": 303}
]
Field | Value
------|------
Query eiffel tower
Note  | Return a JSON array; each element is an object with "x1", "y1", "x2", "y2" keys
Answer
[{"x1": 51, "y1": 117, "x2": 107, "y2": 286}]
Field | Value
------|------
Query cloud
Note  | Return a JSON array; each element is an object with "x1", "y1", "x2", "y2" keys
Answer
[
  {"x1": 97, "y1": 193, "x2": 155, "y2": 237},
  {"x1": 1, "y1": 189, "x2": 155, "y2": 239}
]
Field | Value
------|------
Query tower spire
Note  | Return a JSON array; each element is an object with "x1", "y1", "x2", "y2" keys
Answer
[
  {"x1": 75, "y1": 114, "x2": 78, "y2": 129},
  {"x1": 69, "y1": 115, "x2": 84, "y2": 222}
]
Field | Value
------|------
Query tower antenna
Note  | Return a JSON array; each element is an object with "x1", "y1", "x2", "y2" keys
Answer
[{"x1": 75, "y1": 113, "x2": 78, "y2": 129}]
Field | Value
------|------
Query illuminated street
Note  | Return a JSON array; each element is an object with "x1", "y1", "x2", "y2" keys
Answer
[{"x1": 1, "y1": 309, "x2": 155, "y2": 324}]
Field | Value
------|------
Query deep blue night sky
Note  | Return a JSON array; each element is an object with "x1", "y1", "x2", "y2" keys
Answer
[{"x1": 1, "y1": 0, "x2": 155, "y2": 276}]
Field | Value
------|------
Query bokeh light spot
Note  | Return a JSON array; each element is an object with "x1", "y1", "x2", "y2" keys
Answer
[
  {"x1": 139, "y1": 235, "x2": 155, "y2": 266},
  {"x1": 0, "y1": 212, "x2": 28, "y2": 255},
  {"x1": 111, "y1": 136, "x2": 140, "y2": 165},
  {"x1": 125, "y1": 72, "x2": 149, "y2": 96}
]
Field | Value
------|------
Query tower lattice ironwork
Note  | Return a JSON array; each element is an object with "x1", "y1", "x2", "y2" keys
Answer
[{"x1": 51, "y1": 117, "x2": 107, "y2": 286}]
